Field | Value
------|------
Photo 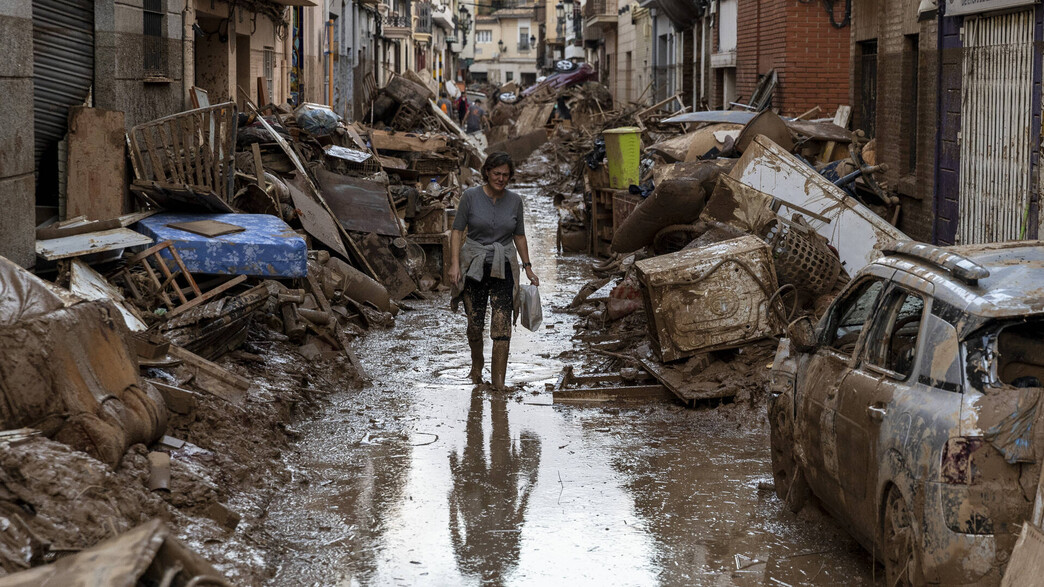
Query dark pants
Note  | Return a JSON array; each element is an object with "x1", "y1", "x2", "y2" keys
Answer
[{"x1": 462, "y1": 263, "x2": 514, "y2": 342}]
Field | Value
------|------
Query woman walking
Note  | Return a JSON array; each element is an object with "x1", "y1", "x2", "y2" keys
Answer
[{"x1": 449, "y1": 152, "x2": 539, "y2": 390}]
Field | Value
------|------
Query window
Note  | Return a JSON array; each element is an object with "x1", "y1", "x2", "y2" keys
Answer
[
  {"x1": 476, "y1": 30, "x2": 493, "y2": 43},
  {"x1": 823, "y1": 278, "x2": 885, "y2": 355},
  {"x1": 518, "y1": 26, "x2": 530, "y2": 50},
  {"x1": 864, "y1": 289, "x2": 925, "y2": 379},
  {"x1": 505, "y1": 71, "x2": 513, "y2": 81},
  {"x1": 263, "y1": 47, "x2": 275, "y2": 104},
  {"x1": 143, "y1": 0, "x2": 167, "y2": 76}
]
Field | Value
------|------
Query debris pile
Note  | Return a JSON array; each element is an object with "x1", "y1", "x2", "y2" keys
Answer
[
  {"x1": 4, "y1": 70, "x2": 485, "y2": 581},
  {"x1": 549, "y1": 98, "x2": 907, "y2": 410}
]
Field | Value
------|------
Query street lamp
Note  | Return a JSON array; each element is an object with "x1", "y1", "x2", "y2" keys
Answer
[
  {"x1": 498, "y1": 39, "x2": 505, "y2": 52},
  {"x1": 457, "y1": 5, "x2": 471, "y2": 47},
  {"x1": 555, "y1": 2, "x2": 564, "y2": 20},
  {"x1": 530, "y1": 34, "x2": 536, "y2": 46}
]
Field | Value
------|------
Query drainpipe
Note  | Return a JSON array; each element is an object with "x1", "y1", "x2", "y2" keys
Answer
[
  {"x1": 651, "y1": 6, "x2": 657, "y2": 101},
  {"x1": 182, "y1": 1, "x2": 193, "y2": 108},
  {"x1": 328, "y1": 18, "x2": 334, "y2": 106},
  {"x1": 700, "y1": 14, "x2": 706, "y2": 105}
]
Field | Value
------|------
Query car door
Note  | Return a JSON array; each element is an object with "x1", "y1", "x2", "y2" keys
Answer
[
  {"x1": 836, "y1": 281, "x2": 931, "y2": 543},
  {"x1": 799, "y1": 275, "x2": 888, "y2": 513}
]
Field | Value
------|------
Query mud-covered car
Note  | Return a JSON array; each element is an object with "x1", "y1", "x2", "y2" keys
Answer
[{"x1": 769, "y1": 241, "x2": 1044, "y2": 585}]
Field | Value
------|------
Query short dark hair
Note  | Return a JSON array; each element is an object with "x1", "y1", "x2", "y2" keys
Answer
[{"x1": 481, "y1": 152, "x2": 515, "y2": 183}]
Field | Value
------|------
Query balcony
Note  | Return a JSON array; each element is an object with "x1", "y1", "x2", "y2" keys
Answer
[
  {"x1": 381, "y1": 15, "x2": 412, "y2": 39},
  {"x1": 432, "y1": 5, "x2": 455, "y2": 30},
  {"x1": 583, "y1": 0, "x2": 617, "y2": 37},
  {"x1": 517, "y1": 41, "x2": 531, "y2": 52}
]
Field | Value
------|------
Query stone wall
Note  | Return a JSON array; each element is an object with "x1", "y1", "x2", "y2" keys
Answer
[{"x1": 0, "y1": 1, "x2": 35, "y2": 267}]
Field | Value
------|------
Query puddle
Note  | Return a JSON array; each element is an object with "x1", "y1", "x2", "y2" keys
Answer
[{"x1": 263, "y1": 180, "x2": 881, "y2": 586}]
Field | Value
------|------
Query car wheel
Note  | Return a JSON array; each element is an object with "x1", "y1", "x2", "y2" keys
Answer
[
  {"x1": 883, "y1": 487, "x2": 920, "y2": 586},
  {"x1": 769, "y1": 396, "x2": 809, "y2": 512}
]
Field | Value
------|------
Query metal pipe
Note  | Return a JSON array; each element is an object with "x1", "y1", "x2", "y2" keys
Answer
[
  {"x1": 700, "y1": 14, "x2": 706, "y2": 104},
  {"x1": 328, "y1": 18, "x2": 334, "y2": 106}
]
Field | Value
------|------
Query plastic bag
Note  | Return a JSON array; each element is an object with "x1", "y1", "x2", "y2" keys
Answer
[
  {"x1": 520, "y1": 284, "x2": 543, "y2": 332},
  {"x1": 294, "y1": 102, "x2": 341, "y2": 136}
]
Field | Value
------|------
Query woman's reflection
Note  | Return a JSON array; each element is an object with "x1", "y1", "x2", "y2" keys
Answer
[{"x1": 449, "y1": 389, "x2": 541, "y2": 585}]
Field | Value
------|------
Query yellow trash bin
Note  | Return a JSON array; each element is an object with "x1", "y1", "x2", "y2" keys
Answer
[{"x1": 603, "y1": 127, "x2": 642, "y2": 189}]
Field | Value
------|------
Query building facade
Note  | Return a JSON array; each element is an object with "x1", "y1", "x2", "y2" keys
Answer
[{"x1": 469, "y1": 5, "x2": 540, "y2": 86}]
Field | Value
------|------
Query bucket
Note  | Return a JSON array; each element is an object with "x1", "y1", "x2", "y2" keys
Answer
[{"x1": 603, "y1": 127, "x2": 642, "y2": 189}]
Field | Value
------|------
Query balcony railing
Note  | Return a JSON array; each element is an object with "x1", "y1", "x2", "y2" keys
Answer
[
  {"x1": 584, "y1": 0, "x2": 614, "y2": 18},
  {"x1": 382, "y1": 15, "x2": 410, "y2": 28},
  {"x1": 517, "y1": 41, "x2": 531, "y2": 52}
]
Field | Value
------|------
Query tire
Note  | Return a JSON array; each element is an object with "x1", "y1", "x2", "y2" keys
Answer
[
  {"x1": 769, "y1": 394, "x2": 809, "y2": 512},
  {"x1": 883, "y1": 486, "x2": 921, "y2": 586},
  {"x1": 555, "y1": 59, "x2": 577, "y2": 73}
]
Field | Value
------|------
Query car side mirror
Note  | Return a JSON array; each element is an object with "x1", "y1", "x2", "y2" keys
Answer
[{"x1": 787, "y1": 316, "x2": 818, "y2": 353}]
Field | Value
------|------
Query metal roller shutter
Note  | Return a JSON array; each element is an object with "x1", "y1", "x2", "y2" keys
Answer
[
  {"x1": 32, "y1": 0, "x2": 95, "y2": 169},
  {"x1": 958, "y1": 9, "x2": 1035, "y2": 244}
]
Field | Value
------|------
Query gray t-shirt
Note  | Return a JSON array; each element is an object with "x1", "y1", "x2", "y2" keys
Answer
[{"x1": 453, "y1": 186, "x2": 526, "y2": 265}]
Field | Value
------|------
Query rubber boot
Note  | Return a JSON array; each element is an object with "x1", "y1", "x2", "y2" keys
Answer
[
  {"x1": 491, "y1": 340, "x2": 510, "y2": 390},
  {"x1": 467, "y1": 337, "x2": 484, "y2": 384}
]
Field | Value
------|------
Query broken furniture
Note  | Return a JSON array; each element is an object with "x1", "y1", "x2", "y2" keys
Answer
[
  {"x1": 727, "y1": 134, "x2": 907, "y2": 274},
  {"x1": 315, "y1": 168, "x2": 402, "y2": 237},
  {"x1": 118, "y1": 240, "x2": 248, "y2": 319},
  {"x1": 128, "y1": 102, "x2": 238, "y2": 211},
  {"x1": 552, "y1": 365, "x2": 671, "y2": 404},
  {"x1": 0, "y1": 519, "x2": 229, "y2": 587},
  {"x1": 159, "y1": 282, "x2": 272, "y2": 360},
  {"x1": 0, "y1": 255, "x2": 167, "y2": 467},
  {"x1": 135, "y1": 212, "x2": 307, "y2": 277},
  {"x1": 635, "y1": 234, "x2": 784, "y2": 362},
  {"x1": 36, "y1": 226, "x2": 154, "y2": 263}
]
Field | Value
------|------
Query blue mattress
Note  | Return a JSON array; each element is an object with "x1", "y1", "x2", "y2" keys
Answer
[{"x1": 135, "y1": 213, "x2": 307, "y2": 278}]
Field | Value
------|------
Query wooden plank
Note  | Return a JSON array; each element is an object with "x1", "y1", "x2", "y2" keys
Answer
[
  {"x1": 251, "y1": 143, "x2": 266, "y2": 188},
  {"x1": 553, "y1": 385, "x2": 672, "y2": 403},
  {"x1": 166, "y1": 219, "x2": 246, "y2": 238},
  {"x1": 36, "y1": 228, "x2": 153, "y2": 261},
  {"x1": 256, "y1": 76, "x2": 269, "y2": 107},
  {"x1": 37, "y1": 218, "x2": 122, "y2": 240},
  {"x1": 370, "y1": 130, "x2": 449, "y2": 153},
  {"x1": 166, "y1": 274, "x2": 248, "y2": 319},
  {"x1": 67, "y1": 107, "x2": 127, "y2": 221},
  {"x1": 638, "y1": 357, "x2": 736, "y2": 404},
  {"x1": 148, "y1": 380, "x2": 199, "y2": 414},
  {"x1": 166, "y1": 245, "x2": 202, "y2": 296},
  {"x1": 167, "y1": 344, "x2": 249, "y2": 404},
  {"x1": 820, "y1": 105, "x2": 852, "y2": 162},
  {"x1": 190, "y1": 86, "x2": 210, "y2": 109}
]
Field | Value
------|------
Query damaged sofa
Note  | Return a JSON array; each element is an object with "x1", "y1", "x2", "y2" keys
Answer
[{"x1": 0, "y1": 256, "x2": 167, "y2": 467}]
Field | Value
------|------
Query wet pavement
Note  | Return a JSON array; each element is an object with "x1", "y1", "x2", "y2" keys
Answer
[{"x1": 264, "y1": 180, "x2": 883, "y2": 586}]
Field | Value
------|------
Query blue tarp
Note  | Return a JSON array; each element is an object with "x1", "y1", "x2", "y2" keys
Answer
[{"x1": 135, "y1": 213, "x2": 307, "y2": 278}]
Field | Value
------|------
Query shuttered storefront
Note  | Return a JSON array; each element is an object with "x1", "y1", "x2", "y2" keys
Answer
[
  {"x1": 32, "y1": 0, "x2": 95, "y2": 170},
  {"x1": 957, "y1": 9, "x2": 1035, "y2": 244}
]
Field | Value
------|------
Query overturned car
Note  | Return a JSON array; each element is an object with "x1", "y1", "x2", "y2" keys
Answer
[{"x1": 769, "y1": 241, "x2": 1044, "y2": 585}]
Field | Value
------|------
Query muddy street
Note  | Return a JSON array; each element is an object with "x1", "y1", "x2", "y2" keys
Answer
[{"x1": 263, "y1": 179, "x2": 880, "y2": 586}]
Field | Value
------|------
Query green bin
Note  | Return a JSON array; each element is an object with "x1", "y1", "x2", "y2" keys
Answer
[{"x1": 603, "y1": 127, "x2": 642, "y2": 189}]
